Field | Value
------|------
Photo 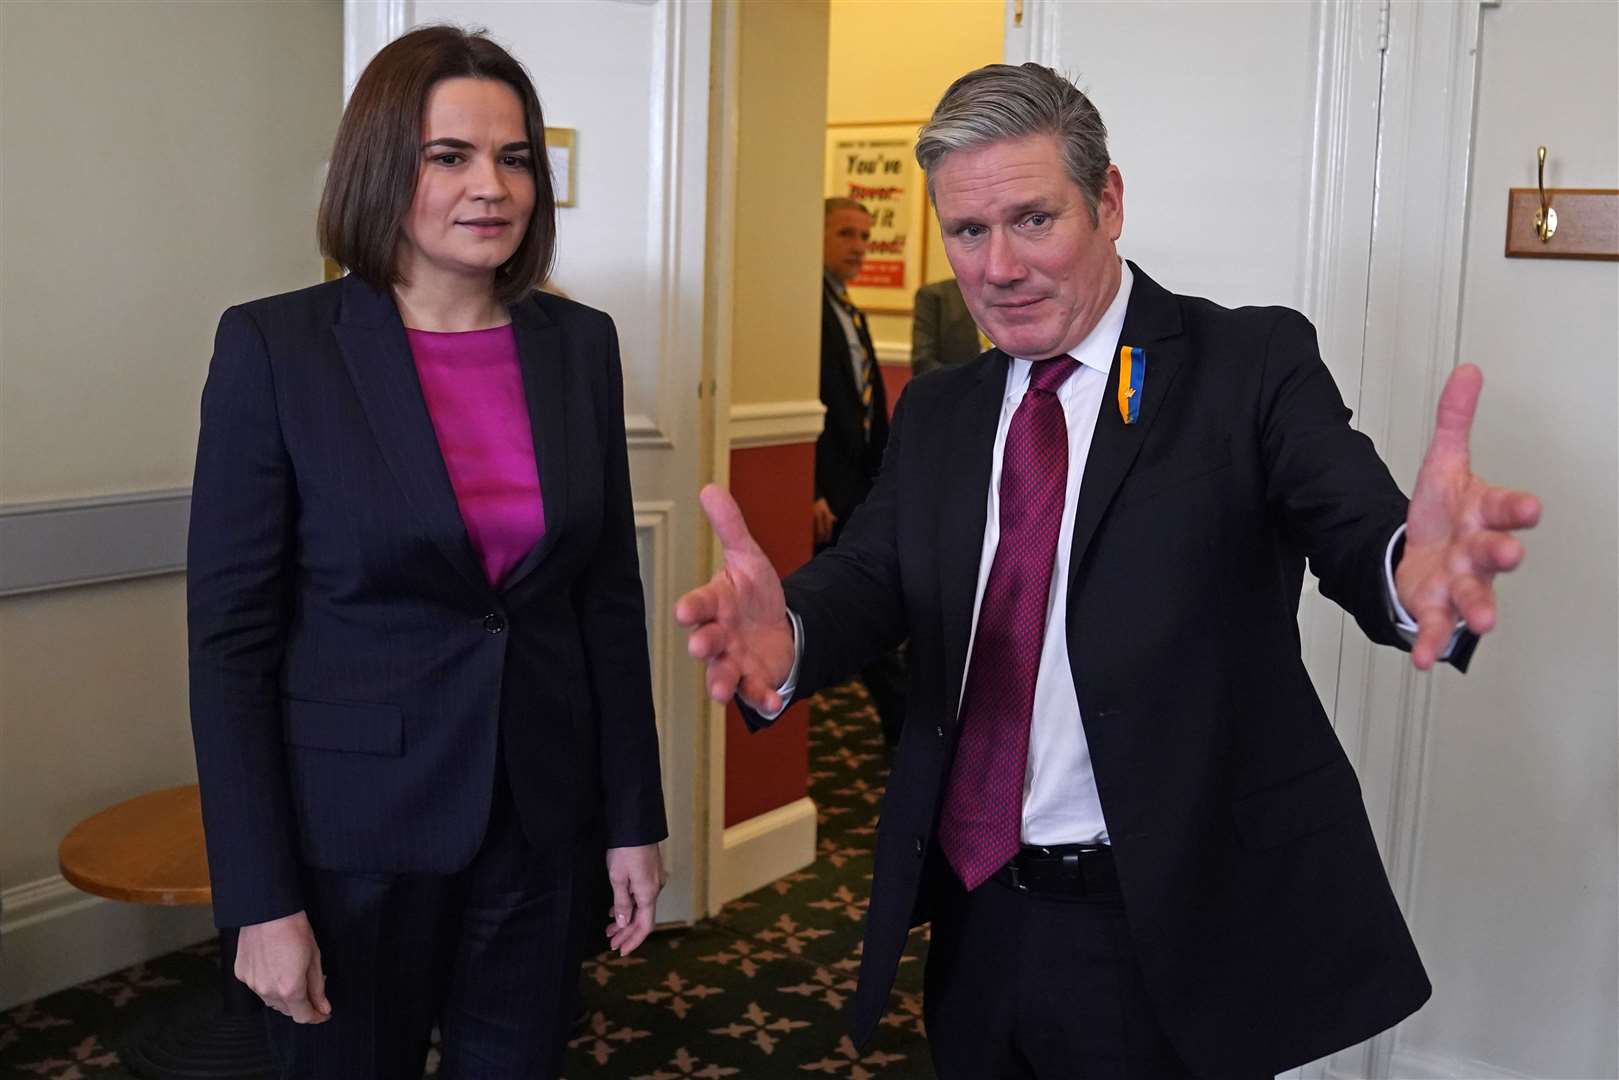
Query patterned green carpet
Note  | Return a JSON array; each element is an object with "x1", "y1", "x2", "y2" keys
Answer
[{"x1": 1, "y1": 681, "x2": 936, "y2": 1079}]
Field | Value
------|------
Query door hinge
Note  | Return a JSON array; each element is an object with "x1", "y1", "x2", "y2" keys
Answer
[{"x1": 1014, "y1": 0, "x2": 1024, "y2": 28}]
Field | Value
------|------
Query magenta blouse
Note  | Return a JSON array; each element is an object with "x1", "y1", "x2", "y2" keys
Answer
[{"x1": 406, "y1": 325, "x2": 545, "y2": 587}]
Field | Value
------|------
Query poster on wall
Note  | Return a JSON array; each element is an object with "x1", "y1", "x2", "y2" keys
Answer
[{"x1": 825, "y1": 122, "x2": 928, "y2": 314}]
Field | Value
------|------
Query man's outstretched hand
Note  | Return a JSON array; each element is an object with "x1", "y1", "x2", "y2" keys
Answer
[
  {"x1": 675, "y1": 485, "x2": 797, "y2": 713},
  {"x1": 1396, "y1": 364, "x2": 1542, "y2": 670}
]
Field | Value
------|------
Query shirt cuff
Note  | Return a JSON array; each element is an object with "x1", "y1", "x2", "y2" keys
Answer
[
  {"x1": 1384, "y1": 524, "x2": 1464, "y2": 661},
  {"x1": 752, "y1": 608, "x2": 803, "y2": 721}
]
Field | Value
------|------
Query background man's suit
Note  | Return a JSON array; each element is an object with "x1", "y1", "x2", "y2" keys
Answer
[
  {"x1": 188, "y1": 275, "x2": 666, "y2": 1066},
  {"x1": 817, "y1": 278, "x2": 907, "y2": 745},
  {"x1": 755, "y1": 264, "x2": 1474, "y2": 1078},
  {"x1": 817, "y1": 279, "x2": 890, "y2": 538},
  {"x1": 910, "y1": 278, "x2": 983, "y2": 376}
]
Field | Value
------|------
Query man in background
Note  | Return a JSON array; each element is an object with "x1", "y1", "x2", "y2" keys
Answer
[
  {"x1": 817, "y1": 196, "x2": 906, "y2": 749},
  {"x1": 911, "y1": 277, "x2": 983, "y2": 375}
]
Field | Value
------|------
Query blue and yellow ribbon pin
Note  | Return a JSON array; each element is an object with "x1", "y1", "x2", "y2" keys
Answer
[{"x1": 1117, "y1": 346, "x2": 1147, "y2": 424}]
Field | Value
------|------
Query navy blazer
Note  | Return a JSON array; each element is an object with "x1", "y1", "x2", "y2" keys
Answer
[
  {"x1": 817, "y1": 282, "x2": 890, "y2": 538},
  {"x1": 187, "y1": 275, "x2": 666, "y2": 929},
  {"x1": 750, "y1": 264, "x2": 1476, "y2": 1076}
]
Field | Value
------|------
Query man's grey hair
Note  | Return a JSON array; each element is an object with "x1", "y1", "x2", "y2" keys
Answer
[
  {"x1": 915, "y1": 63, "x2": 1110, "y2": 222},
  {"x1": 824, "y1": 196, "x2": 871, "y2": 219}
]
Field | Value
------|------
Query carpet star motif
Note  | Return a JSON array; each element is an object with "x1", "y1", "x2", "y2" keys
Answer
[
  {"x1": 630, "y1": 1047, "x2": 741, "y2": 1079},
  {"x1": 833, "y1": 778, "x2": 882, "y2": 805},
  {"x1": 583, "y1": 949, "x2": 648, "y2": 988},
  {"x1": 800, "y1": 1034, "x2": 910, "y2": 1078},
  {"x1": 808, "y1": 884, "x2": 868, "y2": 922},
  {"x1": 565, "y1": 1010, "x2": 652, "y2": 1067},
  {"x1": 82, "y1": 964, "x2": 178, "y2": 1008},
  {"x1": 626, "y1": 971, "x2": 724, "y2": 1020},
  {"x1": 697, "y1": 937, "x2": 785, "y2": 979},
  {"x1": 879, "y1": 991, "x2": 925, "y2": 1036},
  {"x1": 817, "y1": 836, "x2": 864, "y2": 869},
  {"x1": 13, "y1": 1033, "x2": 119, "y2": 1077},
  {"x1": 707, "y1": 1001, "x2": 810, "y2": 1055},
  {"x1": 0, "y1": 1002, "x2": 72, "y2": 1053},
  {"x1": 767, "y1": 868, "x2": 819, "y2": 896},
  {"x1": 778, "y1": 964, "x2": 858, "y2": 1011},
  {"x1": 755, "y1": 914, "x2": 835, "y2": 956}
]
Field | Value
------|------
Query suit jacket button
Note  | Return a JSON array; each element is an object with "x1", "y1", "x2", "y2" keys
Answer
[
  {"x1": 935, "y1": 724, "x2": 945, "y2": 739},
  {"x1": 483, "y1": 613, "x2": 506, "y2": 634},
  {"x1": 914, "y1": 837, "x2": 924, "y2": 856}
]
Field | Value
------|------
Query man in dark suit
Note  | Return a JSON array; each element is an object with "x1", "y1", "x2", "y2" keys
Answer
[
  {"x1": 911, "y1": 278, "x2": 984, "y2": 375},
  {"x1": 818, "y1": 196, "x2": 906, "y2": 747},
  {"x1": 678, "y1": 63, "x2": 1541, "y2": 1079}
]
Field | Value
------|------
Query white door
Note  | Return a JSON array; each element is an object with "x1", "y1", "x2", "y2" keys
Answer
[
  {"x1": 345, "y1": 0, "x2": 712, "y2": 924},
  {"x1": 1340, "y1": 1, "x2": 1619, "y2": 1076}
]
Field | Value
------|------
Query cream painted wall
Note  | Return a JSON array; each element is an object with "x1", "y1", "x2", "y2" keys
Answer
[
  {"x1": 0, "y1": 0, "x2": 342, "y2": 502},
  {"x1": 729, "y1": 0, "x2": 829, "y2": 408},
  {"x1": 825, "y1": 0, "x2": 1003, "y2": 125},
  {"x1": 0, "y1": 579, "x2": 194, "y2": 888},
  {"x1": 0, "y1": 0, "x2": 341, "y2": 1005},
  {"x1": 826, "y1": 0, "x2": 1003, "y2": 357}
]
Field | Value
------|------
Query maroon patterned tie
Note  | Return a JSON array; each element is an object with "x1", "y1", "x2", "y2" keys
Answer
[{"x1": 938, "y1": 356, "x2": 1078, "y2": 890}]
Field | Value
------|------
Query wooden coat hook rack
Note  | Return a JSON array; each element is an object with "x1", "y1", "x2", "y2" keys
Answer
[{"x1": 1505, "y1": 145, "x2": 1619, "y2": 260}]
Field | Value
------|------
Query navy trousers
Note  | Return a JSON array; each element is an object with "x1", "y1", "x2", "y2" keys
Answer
[
  {"x1": 263, "y1": 770, "x2": 596, "y2": 1079},
  {"x1": 923, "y1": 872, "x2": 1198, "y2": 1080}
]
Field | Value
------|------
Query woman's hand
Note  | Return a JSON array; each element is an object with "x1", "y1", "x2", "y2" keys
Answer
[
  {"x1": 604, "y1": 843, "x2": 665, "y2": 956},
  {"x1": 235, "y1": 910, "x2": 331, "y2": 1024}
]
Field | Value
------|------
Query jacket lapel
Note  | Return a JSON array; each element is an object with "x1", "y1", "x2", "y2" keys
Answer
[
  {"x1": 332, "y1": 276, "x2": 490, "y2": 596},
  {"x1": 824, "y1": 283, "x2": 867, "y2": 407},
  {"x1": 498, "y1": 294, "x2": 567, "y2": 593},
  {"x1": 937, "y1": 350, "x2": 1010, "y2": 720},
  {"x1": 1067, "y1": 263, "x2": 1187, "y2": 584}
]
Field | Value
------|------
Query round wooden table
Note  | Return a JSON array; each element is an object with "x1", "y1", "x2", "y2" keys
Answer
[{"x1": 59, "y1": 784, "x2": 271, "y2": 1079}]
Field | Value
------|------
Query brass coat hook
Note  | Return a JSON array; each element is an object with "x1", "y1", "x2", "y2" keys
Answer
[{"x1": 1535, "y1": 145, "x2": 1557, "y2": 242}]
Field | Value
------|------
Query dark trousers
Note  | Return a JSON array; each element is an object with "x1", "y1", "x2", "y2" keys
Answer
[
  {"x1": 923, "y1": 872, "x2": 1195, "y2": 1080},
  {"x1": 264, "y1": 771, "x2": 593, "y2": 1079}
]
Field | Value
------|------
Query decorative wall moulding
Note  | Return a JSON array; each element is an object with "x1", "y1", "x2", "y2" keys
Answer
[
  {"x1": 728, "y1": 400, "x2": 828, "y2": 450},
  {"x1": 0, "y1": 490, "x2": 190, "y2": 597}
]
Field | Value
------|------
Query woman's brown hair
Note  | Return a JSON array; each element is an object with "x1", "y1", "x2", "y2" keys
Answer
[{"x1": 318, "y1": 26, "x2": 555, "y2": 305}]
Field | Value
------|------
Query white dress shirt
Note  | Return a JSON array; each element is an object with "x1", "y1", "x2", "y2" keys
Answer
[{"x1": 956, "y1": 261, "x2": 1135, "y2": 844}]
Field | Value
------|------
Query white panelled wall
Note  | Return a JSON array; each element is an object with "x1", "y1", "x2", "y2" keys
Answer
[
  {"x1": 1013, "y1": 1, "x2": 1618, "y2": 1077},
  {"x1": 1393, "y1": 1, "x2": 1617, "y2": 1076}
]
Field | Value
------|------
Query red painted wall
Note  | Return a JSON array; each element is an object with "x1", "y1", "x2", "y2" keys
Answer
[
  {"x1": 879, "y1": 362, "x2": 911, "y2": 418},
  {"x1": 723, "y1": 440, "x2": 815, "y2": 827}
]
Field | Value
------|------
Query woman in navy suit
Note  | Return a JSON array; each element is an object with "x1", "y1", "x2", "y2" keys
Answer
[{"x1": 187, "y1": 26, "x2": 665, "y2": 1078}]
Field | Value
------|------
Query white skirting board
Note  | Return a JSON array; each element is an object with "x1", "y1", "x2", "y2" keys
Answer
[
  {"x1": 1321, "y1": 1047, "x2": 1534, "y2": 1080},
  {"x1": 0, "y1": 875, "x2": 216, "y2": 1011},
  {"x1": 710, "y1": 796, "x2": 817, "y2": 910}
]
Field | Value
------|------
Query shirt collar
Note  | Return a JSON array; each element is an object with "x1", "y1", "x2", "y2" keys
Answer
[{"x1": 1007, "y1": 258, "x2": 1134, "y2": 386}]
